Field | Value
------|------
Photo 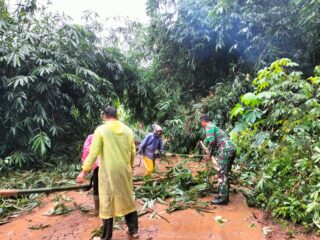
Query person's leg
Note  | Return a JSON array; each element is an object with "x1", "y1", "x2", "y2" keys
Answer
[
  {"x1": 214, "y1": 158, "x2": 229, "y2": 202},
  {"x1": 92, "y1": 167, "x2": 99, "y2": 216},
  {"x1": 211, "y1": 147, "x2": 236, "y2": 205},
  {"x1": 143, "y1": 156, "x2": 154, "y2": 176},
  {"x1": 225, "y1": 147, "x2": 236, "y2": 198},
  {"x1": 101, "y1": 218, "x2": 113, "y2": 240},
  {"x1": 125, "y1": 211, "x2": 139, "y2": 238}
]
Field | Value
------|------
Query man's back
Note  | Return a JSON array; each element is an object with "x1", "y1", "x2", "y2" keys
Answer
[
  {"x1": 76, "y1": 106, "x2": 139, "y2": 239},
  {"x1": 97, "y1": 120, "x2": 135, "y2": 170}
]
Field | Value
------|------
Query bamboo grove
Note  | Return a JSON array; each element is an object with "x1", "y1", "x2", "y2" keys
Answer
[{"x1": 0, "y1": 0, "x2": 319, "y2": 232}]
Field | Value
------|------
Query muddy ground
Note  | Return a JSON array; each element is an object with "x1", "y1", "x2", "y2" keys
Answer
[{"x1": 0, "y1": 157, "x2": 319, "y2": 240}]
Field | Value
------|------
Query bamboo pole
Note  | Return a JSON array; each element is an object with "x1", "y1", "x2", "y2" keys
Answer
[
  {"x1": 165, "y1": 152, "x2": 205, "y2": 158},
  {"x1": 0, "y1": 184, "x2": 90, "y2": 197}
]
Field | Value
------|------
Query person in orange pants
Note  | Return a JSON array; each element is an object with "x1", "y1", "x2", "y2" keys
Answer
[{"x1": 138, "y1": 124, "x2": 164, "y2": 176}]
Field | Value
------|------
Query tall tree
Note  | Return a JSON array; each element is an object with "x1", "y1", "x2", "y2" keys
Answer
[{"x1": 0, "y1": 2, "x2": 122, "y2": 168}]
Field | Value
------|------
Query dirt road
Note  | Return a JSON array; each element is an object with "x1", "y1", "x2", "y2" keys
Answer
[{"x1": 0, "y1": 158, "x2": 318, "y2": 240}]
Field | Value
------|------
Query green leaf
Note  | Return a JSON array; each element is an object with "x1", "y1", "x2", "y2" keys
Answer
[
  {"x1": 306, "y1": 202, "x2": 319, "y2": 213},
  {"x1": 30, "y1": 132, "x2": 51, "y2": 156},
  {"x1": 241, "y1": 93, "x2": 260, "y2": 107},
  {"x1": 230, "y1": 103, "x2": 244, "y2": 117},
  {"x1": 231, "y1": 122, "x2": 248, "y2": 132},
  {"x1": 256, "y1": 91, "x2": 276, "y2": 100},
  {"x1": 8, "y1": 76, "x2": 34, "y2": 89},
  {"x1": 242, "y1": 110, "x2": 262, "y2": 124}
]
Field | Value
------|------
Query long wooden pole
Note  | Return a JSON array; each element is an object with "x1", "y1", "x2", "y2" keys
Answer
[
  {"x1": 164, "y1": 152, "x2": 205, "y2": 158},
  {"x1": 0, "y1": 184, "x2": 90, "y2": 197}
]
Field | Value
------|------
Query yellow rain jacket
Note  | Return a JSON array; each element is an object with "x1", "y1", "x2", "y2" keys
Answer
[{"x1": 82, "y1": 120, "x2": 136, "y2": 219}]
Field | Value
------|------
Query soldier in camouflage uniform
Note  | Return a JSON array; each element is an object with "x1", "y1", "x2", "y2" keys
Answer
[{"x1": 200, "y1": 114, "x2": 236, "y2": 205}]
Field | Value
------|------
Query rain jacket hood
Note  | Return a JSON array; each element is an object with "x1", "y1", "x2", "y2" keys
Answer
[{"x1": 108, "y1": 120, "x2": 124, "y2": 135}]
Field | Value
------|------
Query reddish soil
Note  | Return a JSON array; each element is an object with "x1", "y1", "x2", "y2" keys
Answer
[{"x1": 0, "y1": 157, "x2": 319, "y2": 240}]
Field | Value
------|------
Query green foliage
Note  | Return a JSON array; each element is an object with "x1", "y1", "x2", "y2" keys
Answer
[
  {"x1": 203, "y1": 74, "x2": 252, "y2": 129},
  {"x1": 161, "y1": 98, "x2": 203, "y2": 153},
  {"x1": 142, "y1": 0, "x2": 320, "y2": 155},
  {"x1": 43, "y1": 194, "x2": 73, "y2": 216},
  {"x1": 0, "y1": 5, "x2": 106, "y2": 168},
  {"x1": 0, "y1": 2, "x2": 142, "y2": 170},
  {"x1": 1, "y1": 0, "x2": 320, "y2": 233},
  {"x1": 0, "y1": 194, "x2": 41, "y2": 225},
  {"x1": 0, "y1": 163, "x2": 81, "y2": 223},
  {"x1": 144, "y1": 0, "x2": 320, "y2": 115},
  {"x1": 146, "y1": 0, "x2": 247, "y2": 98},
  {"x1": 134, "y1": 159, "x2": 215, "y2": 213},
  {"x1": 30, "y1": 132, "x2": 51, "y2": 156},
  {"x1": 231, "y1": 59, "x2": 320, "y2": 230},
  {"x1": 209, "y1": 0, "x2": 320, "y2": 71},
  {"x1": 158, "y1": 75, "x2": 250, "y2": 154}
]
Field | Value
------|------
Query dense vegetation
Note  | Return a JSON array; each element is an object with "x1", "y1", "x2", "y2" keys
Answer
[
  {"x1": 0, "y1": 1, "x2": 143, "y2": 170},
  {"x1": 0, "y1": 0, "x2": 319, "y2": 232},
  {"x1": 231, "y1": 59, "x2": 320, "y2": 230}
]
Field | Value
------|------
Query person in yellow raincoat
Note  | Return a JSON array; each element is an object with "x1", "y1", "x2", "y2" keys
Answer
[{"x1": 76, "y1": 106, "x2": 138, "y2": 240}]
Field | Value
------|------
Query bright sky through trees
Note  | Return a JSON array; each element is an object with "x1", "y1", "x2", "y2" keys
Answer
[{"x1": 7, "y1": 0, "x2": 149, "y2": 23}]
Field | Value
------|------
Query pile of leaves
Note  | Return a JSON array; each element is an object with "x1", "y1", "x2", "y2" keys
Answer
[
  {"x1": 134, "y1": 159, "x2": 216, "y2": 213},
  {"x1": 230, "y1": 59, "x2": 320, "y2": 231},
  {"x1": 43, "y1": 194, "x2": 74, "y2": 216}
]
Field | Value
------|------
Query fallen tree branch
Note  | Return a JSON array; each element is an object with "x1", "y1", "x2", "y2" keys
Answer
[{"x1": 138, "y1": 200, "x2": 170, "y2": 223}]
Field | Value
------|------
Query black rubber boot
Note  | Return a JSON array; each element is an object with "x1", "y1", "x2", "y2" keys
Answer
[
  {"x1": 125, "y1": 211, "x2": 139, "y2": 238},
  {"x1": 101, "y1": 218, "x2": 113, "y2": 240},
  {"x1": 93, "y1": 195, "x2": 99, "y2": 216},
  {"x1": 211, "y1": 196, "x2": 229, "y2": 205}
]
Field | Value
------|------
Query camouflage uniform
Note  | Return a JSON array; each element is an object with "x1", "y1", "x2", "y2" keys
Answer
[{"x1": 204, "y1": 122, "x2": 236, "y2": 200}]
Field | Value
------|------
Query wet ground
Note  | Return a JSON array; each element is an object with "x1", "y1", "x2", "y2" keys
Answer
[{"x1": 0, "y1": 157, "x2": 319, "y2": 240}]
